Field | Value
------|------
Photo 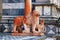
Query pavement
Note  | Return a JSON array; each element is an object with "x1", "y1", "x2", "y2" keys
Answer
[{"x1": 0, "y1": 33, "x2": 46, "y2": 40}]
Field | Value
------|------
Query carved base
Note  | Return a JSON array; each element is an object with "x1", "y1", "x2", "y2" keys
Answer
[{"x1": 11, "y1": 33, "x2": 44, "y2": 36}]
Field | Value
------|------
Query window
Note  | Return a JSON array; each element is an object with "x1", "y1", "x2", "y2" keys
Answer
[
  {"x1": 2, "y1": 0, "x2": 24, "y2": 3},
  {"x1": 36, "y1": 0, "x2": 50, "y2": 3},
  {"x1": 2, "y1": 9, "x2": 24, "y2": 16},
  {"x1": 35, "y1": 6, "x2": 51, "y2": 16},
  {"x1": 44, "y1": 6, "x2": 51, "y2": 16},
  {"x1": 32, "y1": 0, "x2": 35, "y2": 2},
  {"x1": 35, "y1": 6, "x2": 42, "y2": 16}
]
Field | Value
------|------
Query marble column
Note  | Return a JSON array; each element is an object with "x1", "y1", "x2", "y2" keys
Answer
[{"x1": 24, "y1": 0, "x2": 32, "y2": 17}]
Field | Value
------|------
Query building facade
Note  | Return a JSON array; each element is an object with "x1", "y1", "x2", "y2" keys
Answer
[
  {"x1": 0, "y1": 0, "x2": 25, "y2": 27},
  {"x1": 1, "y1": 0, "x2": 60, "y2": 24},
  {"x1": 0, "y1": 0, "x2": 60, "y2": 36},
  {"x1": 2, "y1": 0, "x2": 24, "y2": 16},
  {"x1": 32, "y1": 0, "x2": 60, "y2": 36}
]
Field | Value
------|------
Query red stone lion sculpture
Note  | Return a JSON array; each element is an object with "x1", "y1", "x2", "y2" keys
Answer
[{"x1": 12, "y1": 10, "x2": 45, "y2": 35}]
